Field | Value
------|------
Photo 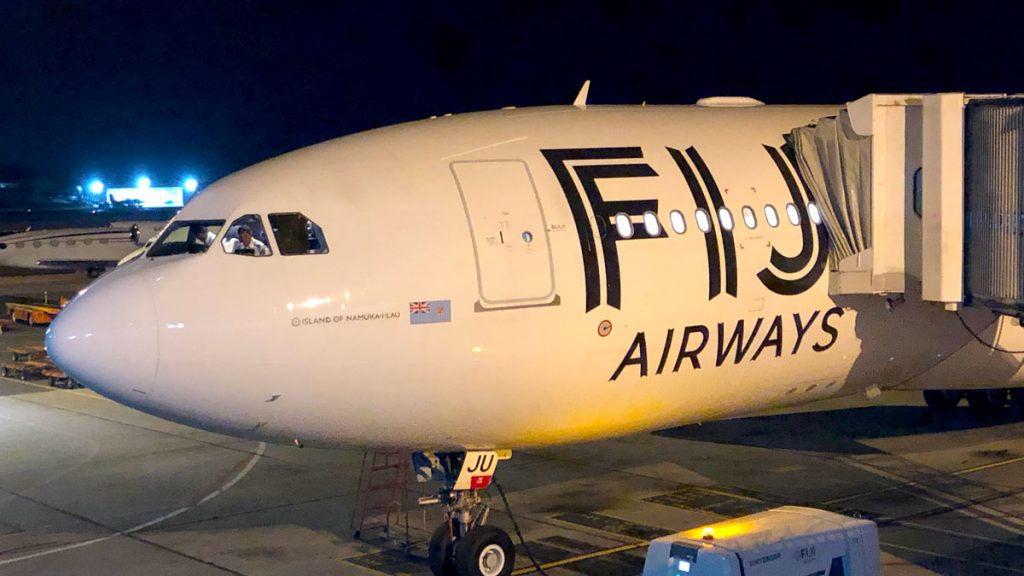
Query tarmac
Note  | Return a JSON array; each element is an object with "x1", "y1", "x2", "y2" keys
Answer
[{"x1": 1, "y1": 275, "x2": 1023, "y2": 575}]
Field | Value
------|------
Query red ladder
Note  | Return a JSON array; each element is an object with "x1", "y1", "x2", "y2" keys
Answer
[{"x1": 350, "y1": 450, "x2": 412, "y2": 547}]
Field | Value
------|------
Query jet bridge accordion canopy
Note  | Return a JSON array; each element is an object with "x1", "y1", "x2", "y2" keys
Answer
[
  {"x1": 790, "y1": 110, "x2": 873, "y2": 268},
  {"x1": 964, "y1": 98, "x2": 1024, "y2": 314}
]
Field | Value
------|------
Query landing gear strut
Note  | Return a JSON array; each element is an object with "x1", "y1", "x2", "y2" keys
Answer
[{"x1": 419, "y1": 451, "x2": 515, "y2": 576}]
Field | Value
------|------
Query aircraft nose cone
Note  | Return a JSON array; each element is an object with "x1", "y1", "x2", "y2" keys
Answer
[{"x1": 46, "y1": 274, "x2": 158, "y2": 404}]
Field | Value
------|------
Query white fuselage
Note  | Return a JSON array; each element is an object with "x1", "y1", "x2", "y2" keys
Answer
[{"x1": 45, "y1": 105, "x2": 1024, "y2": 450}]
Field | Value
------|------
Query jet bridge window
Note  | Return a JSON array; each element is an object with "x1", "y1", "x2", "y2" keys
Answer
[
  {"x1": 222, "y1": 215, "x2": 273, "y2": 256},
  {"x1": 147, "y1": 220, "x2": 225, "y2": 257},
  {"x1": 268, "y1": 212, "x2": 329, "y2": 255},
  {"x1": 913, "y1": 167, "x2": 923, "y2": 218}
]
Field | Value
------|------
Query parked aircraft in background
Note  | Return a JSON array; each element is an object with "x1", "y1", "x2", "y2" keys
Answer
[
  {"x1": 45, "y1": 90, "x2": 1024, "y2": 576},
  {"x1": 0, "y1": 221, "x2": 166, "y2": 276}
]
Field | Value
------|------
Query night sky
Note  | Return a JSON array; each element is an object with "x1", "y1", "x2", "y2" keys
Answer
[{"x1": 2, "y1": 1, "x2": 1023, "y2": 193}]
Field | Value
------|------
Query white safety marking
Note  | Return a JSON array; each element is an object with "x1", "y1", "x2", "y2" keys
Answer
[
  {"x1": 0, "y1": 441, "x2": 266, "y2": 566},
  {"x1": 841, "y1": 457, "x2": 1024, "y2": 537},
  {"x1": 896, "y1": 520, "x2": 1024, "y2": 550},
  {"x1": 881, "y1": 542, "x2": 1024, "y2": 574}
]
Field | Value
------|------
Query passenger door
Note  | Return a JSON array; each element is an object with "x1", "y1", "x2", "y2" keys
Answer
[{"x1": 452, "y1": 160, "x2": 557, "y2": 310}]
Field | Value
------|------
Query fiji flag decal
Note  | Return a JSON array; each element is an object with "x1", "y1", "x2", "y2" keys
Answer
[{"x1": 409, "y1": 300, "x2": 452, "y2": 325}]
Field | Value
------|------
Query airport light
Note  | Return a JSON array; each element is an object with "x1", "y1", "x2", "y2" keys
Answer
[
  {"x1": 136, "y1": 176, "x2": 152, "y2": 189},
  {"x1": 183, "y1": 177, "x2": 199, "y2": 193},
  {"x1": 88, "y1": 179, "x2": 105, "y2": 194}
]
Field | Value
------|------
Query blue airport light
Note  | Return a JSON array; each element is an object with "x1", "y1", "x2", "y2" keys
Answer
[
  {"x1": 136, "y1": 176, "x2": 152, "y2": 189},
  {"x1": 88, "y1": 179, "x2": 105, "y2": 194},
  {"x1": 183, "y1": 177, "x2": 199, "y2": 193}
]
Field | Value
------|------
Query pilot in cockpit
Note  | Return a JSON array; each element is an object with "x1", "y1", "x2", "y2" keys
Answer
[
  {"x1": 195, "y1": 225, "x2": 217, "y2": 247},
  {"x1": 223, "y1": 225, "x2": 270, "y2": 256}
]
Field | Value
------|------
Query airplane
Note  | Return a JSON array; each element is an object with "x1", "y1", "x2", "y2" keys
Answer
[
  {"x1": 44, "y1": 89, "x2": 1024, "y2": 576},
  {"x1": 0, "y1": 220, "x2": 167, "y2": 276}
]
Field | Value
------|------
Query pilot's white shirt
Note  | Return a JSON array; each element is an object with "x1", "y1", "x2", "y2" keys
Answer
[{"x1": 223, "y1": 237, "x2": 270, "y2": 256}]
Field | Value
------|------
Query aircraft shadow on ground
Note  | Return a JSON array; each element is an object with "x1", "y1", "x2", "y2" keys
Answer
[{"x1": 654, "y1": 405, "x2": 1022, "y2": 454}]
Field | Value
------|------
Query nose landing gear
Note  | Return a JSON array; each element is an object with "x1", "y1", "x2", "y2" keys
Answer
[{"x1": 417, "y1": 451, "x2": 516, "y2": 576}]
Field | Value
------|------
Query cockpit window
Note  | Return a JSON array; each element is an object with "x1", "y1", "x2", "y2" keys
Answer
[
  {"x1": 222, "y1": 214, "x2": 273, "y2": 257},
  {"x1": 146, "y1": 220, "x2": 225, "y2": 258},
  {"x1": 268, "y1": 212, "x2": 329, "y2": 255}
]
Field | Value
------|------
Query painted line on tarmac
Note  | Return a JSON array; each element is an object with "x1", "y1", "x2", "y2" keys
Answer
[
  {"x1": 823, "y1": 454, "x2": 1024, "y2": 506},
  {"x1": 881, "y1": 542, "x2": 1024, "y2": 574},
  {"x1": 510, "y1": 541, "x2": 647, "y2": 575},
  {"x1": 0, "y1": 441, "x2": 266, "y2": 566},
  {"x1": 896, "y1": 520, "x2": 1024, "y2": 550},
  {"x1": 839, "y1": 457, "x2": 1024, "y2": 536}
]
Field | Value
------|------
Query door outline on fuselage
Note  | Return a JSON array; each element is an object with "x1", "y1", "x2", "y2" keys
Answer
[{"x1": 451, "y1": 159, "x2": 560, "y2": 311}]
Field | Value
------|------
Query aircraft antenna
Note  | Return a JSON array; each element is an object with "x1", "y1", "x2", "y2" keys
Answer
[{"x1": 573, "y1": 80, "x2": 591, "y2": 109}]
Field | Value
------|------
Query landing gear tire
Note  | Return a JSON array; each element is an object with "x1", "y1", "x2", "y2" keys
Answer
[
  {"x1": 454, "y1": 525, "x2": 515, "y2": 576},
  {"x1": 428, "y1": 522, "x2": 456, "y2": 576},
  {"x1": 966, "y1": 389, "x2": 1006, "y2": 413},
  {"x1": 923, "y1": 390, "x2": 961, "y2": 410}
]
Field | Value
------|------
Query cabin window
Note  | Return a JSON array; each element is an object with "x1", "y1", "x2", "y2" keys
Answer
[
  {"x1": 49, "y1": 240, "x2": 59, "y2": 247},
  {"x1": 268, "y1": 212, "x2": 329, "y2": 255},
  {"x1": 642, "y1": 211, "x2": 661, "y2": 236},
  {"x1": 669, "y1": 209, "x2": 686, "y2": 234},
  {"x1": 614, "y1": 213, "x2": 634, "y2": 239},
  {"x1": 147, "y1": 220, "x2": 226, "y2": 257},
  {"x1": 742, "y1": 206, "x2": 757, "y2": 229},
  {"x1": 67, "y1": 239, "x2": 76, "y2": 246},
  {"x1": 15, "y1": 242, "x2": 24, "y2": 248},
  {"x1": 786, "y1": 203, "x2": 801, "y2": 225},
  {"x1": 222, "y1": 215, "x2": 273, "y2": 256},
  {"x1": 807, "y1": 202, "x2": 823, "y2": 225},
  {"x1": 764, "y1": 205, "x2": 780, "y2": 228},
  {"x1": 695, "y1": 209, "x2": 711, "y2": 233},
  {"x1": 718, "y1": 207, "x2": 734, "y2": 231},
  {"x1": 83, "y1": 239, "x2": 92, "y2": 245}
]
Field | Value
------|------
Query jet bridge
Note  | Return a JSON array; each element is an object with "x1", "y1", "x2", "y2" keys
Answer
[{"x1": 792, "y1": 93, "x2": 1024, "y2": 317}]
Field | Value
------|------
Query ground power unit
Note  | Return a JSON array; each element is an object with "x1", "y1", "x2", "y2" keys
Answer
[{"x1": 642, "y1": 506, "x2": 879, "y2": 576}]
